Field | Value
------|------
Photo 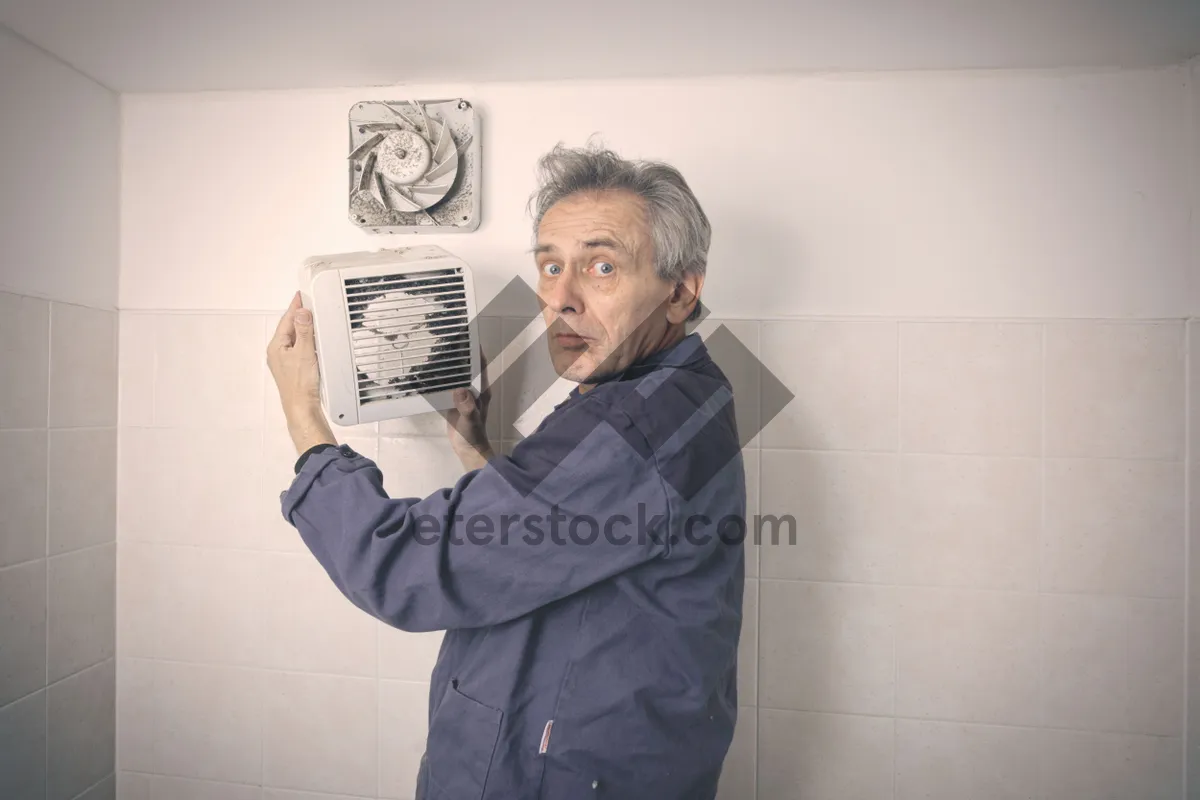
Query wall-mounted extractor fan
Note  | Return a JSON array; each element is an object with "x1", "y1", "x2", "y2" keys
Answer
[
  {"x1": 348, "y1": 99, "x2": 481, "y2": 233},
  {"x1": 300, "y1": 246, "x2": 481, "y2": 426}
]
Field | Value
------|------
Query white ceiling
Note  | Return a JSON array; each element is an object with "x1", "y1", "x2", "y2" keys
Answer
[{"x1": 1, "y1": 0, "x2": 1198, "y2": 93}]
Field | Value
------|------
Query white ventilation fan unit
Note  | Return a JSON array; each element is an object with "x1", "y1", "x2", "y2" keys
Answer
[
  {"x1": 300, "y1": 246, "x2": 481, "y2": 426},
  {"x1": 348, "y1": 99, "x2": 481, "y2": 233}
]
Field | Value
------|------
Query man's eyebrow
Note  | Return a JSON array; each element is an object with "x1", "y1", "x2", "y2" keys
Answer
[
  {"x1": 529, "y1": 238, "x2": 627, "y2": 256},
  {"x1": 581, "y1": 238, "x2": 626, "y2": 252}
]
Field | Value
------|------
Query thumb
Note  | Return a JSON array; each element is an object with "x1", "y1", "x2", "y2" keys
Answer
[
  {"x1": 294, "y1": 309, "x2": 315, "y2": 350},
  {"x1": 453, "y1": 387, "x2": 476, "y2": 413}
]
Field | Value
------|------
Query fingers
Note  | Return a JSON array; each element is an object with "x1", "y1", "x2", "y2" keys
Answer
[
  {"x1": 293, "y1": 303, "x2": 315, "y2": 354},
  {"x1": 270, "y1": 292, "x2": 303, "y2": 348}
]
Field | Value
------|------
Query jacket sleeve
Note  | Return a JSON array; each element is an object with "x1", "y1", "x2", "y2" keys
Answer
[{"x1": 280, "y1": 396, "x2": 673, "y2": 632}]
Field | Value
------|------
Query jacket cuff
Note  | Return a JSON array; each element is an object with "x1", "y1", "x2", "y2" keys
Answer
[{"x1": 294, "y1": 442, "x2": 342, "y2": 474}]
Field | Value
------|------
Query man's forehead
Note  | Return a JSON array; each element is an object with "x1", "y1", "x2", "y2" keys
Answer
[
  {"x1": 537, "y1": 193, "x2": 647, "y2": 249},
  {"x1": 536, "y1": 225, "x2": 629, "y2": 249}
]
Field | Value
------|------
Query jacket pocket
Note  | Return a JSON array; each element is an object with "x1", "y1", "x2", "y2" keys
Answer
[{"x1": 424, "y1": 679, "x2": 503, "y2": 800}]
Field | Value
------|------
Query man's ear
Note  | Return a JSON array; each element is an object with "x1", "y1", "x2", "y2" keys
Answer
[{"x1": 667, "y1": 272, "x2": 705, "y2": 324}]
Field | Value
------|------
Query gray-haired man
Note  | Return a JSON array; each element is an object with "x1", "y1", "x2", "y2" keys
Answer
[{"x1": 267, "y1": 143, "x2": 747, "y2": 799}]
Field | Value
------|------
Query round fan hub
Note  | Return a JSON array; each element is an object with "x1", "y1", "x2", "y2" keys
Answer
[{"x1": 377, "y1": 131, "x2": 432, "y2": 186}]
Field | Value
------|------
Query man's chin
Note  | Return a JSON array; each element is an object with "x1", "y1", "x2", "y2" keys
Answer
[{"x1": 554, "y1": 363, "x2": 592, "y2": 384}]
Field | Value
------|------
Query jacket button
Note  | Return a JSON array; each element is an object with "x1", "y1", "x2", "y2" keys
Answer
[{"x1": 591, "y1": 780, "x2": 599, "y2": 790}]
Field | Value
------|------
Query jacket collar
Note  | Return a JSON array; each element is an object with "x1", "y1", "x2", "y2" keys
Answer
[{"x1": 566, "y1": 332, "x2": 709, "y2": 400}]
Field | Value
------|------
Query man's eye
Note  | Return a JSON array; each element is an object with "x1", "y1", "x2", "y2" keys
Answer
[
  {"x1": 594, "y1": 262, "x2": 615, "y2": 275},
  {"x1": 542, "y1": 263, "x2": 562, "y2": 276}
]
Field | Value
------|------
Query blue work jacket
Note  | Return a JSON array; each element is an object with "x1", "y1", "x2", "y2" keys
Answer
[{"x1": 282, "y1": 332, "x2": 747, "y2": 799}]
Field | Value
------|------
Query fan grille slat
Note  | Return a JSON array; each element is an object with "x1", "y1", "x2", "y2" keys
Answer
[{"x1": 343, "y1": 268, "x2": 474, "y2": 406}]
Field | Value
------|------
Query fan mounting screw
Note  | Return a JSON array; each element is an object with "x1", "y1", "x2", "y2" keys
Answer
[{"x1": 458, "y1": 100, "x2": 470, "y2": 110}]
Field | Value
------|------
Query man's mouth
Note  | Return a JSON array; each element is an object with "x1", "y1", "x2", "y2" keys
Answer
[{"x1": 554, "y1": 332, "x2": 588, "y2": 345}]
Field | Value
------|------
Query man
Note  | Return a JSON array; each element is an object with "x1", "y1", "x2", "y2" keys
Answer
[{"x1": 267, "y1": 143, "x2": 746, "y2": 799}]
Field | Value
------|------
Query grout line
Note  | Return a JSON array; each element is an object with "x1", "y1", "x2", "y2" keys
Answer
[
  {"x1": 44, "y1": 656, "x2": 115, "y2": 692},
  {"x1": 0, "y1": 426, "x2": 117, "y2": 433},
  {"x1": 1184, "y1": 318, "x2": 1192, "y2": 797},
  {"x1": 124, "y1": 655, "x2": 430, "y2": 687},
  {"x1": 0, "y1": 554, "x2": 53, "y2": 574},
  {"x1": 1039, "y1": 321, "x2": 1047, "y2": 576},
  {"x1": 114, "y1": 356, "x2": 125, "y2": 778},
  {"x1": 44, "y1": 540, "x2": 117, "y2": 563},
  {"x1": 1038, "y1": 322, "x2": 1048, "y2": 738},
  {"x1": 750, "y1": 704, "x2": 1183, "y2": 738},
  {"x1": 256, "y1": 390, "x2": 268, "y2": 797},
  {"x1": 753, "y1": 320, "x2": 763, "y2": 800},
  {"x1": 119, "y1": 768, "x2": 376, "y2": 798},
  {"x1": 757, "y1": 445, "x2": 1183, "y2": 464},
  {"x1": 892, "y1": 321, "x2": 901, "y2": 800},
  {"x1": 376, "y1": 619, "x2": 382, "y2": 799},
  {"x1": 752, "y1": 575, "x2": 1183, "y2": 601},
  {"x1": 0, "y1": 283, "x2": 118, "y2": 314},
  {"x1": 0, "y1": 686, "x2": 47, "y2": 716},
  {"x1": 44, "y1": 301, "x2": 52, "y2": 793},
  {"x1": 66, "y1": 771, "x2": 114, "y2": 800}
]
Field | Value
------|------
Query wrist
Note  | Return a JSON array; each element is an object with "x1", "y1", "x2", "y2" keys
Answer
[
  {"x1": 454, "y1": 441, "x2": 495, "y2": 471},
  {"x1": 286, "y1": 405, "x2": 335, "y2": 454},
  {"x1": 284, "y1": 401, "x2": 324, "y2": 431}
]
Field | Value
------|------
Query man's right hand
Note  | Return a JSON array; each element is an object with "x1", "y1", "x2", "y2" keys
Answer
[{"x1": 444, "y1": 351, "x2": 494, "y2": 471}]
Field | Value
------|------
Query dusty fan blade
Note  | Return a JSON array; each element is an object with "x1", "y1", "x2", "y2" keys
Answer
[
  {"x1": 383, "y1": 103, "x2": 420, "y2": 129},
  {"x1": 412, "y1": 100, "x2": 433, "y2": 136},
  {"x1": 356, "y1": 122, "x2": 406, "y2": 133},
  {"x1": 454, "y1": 134, "x2": 473, "y2": 158},
  {"x1": 349, "y1": 132, "x2": 386, "y2": 161},
  {"x1": 359, "y1": 152, "x2": 377, "y2": 192},
  {"x1": 410, "y1": 182, "x2": 453, "y2": 194},
  {"x1": 390, "y1": 184, "x2": 422, "y2": 212},
  {"x1": 372, "y1": 172, "x2": 392, "y2": 210},
  {"x1": 424, "y1": 159, "x2": 456, "y2": 182},
  {"x1": 430, "y1": 117, "x2": 453, "y2": 164},
  {"x1": 424, "y1": 140, "x2": 459, "y2": 181}
]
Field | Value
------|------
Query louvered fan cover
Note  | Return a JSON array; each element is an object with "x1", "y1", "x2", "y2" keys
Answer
[
  {"x1": 300, "y1": 247, "x2": 481, "y2": 425},
  {"x1": 346, "y1": 269, "x2": 472, "y2": 402}
]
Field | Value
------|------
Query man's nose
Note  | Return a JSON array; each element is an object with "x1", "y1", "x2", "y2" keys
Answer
[{"x1": 543, "y1": 269, "x2": 583, "y2": 315}]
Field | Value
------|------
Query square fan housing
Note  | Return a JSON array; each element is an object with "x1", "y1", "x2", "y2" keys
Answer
[
  {"x1": 348, "y1": 99, "x2": 481, "y2": 233},
  {"x1": 300, "y1": 246, "x2": 482, "y2": 426}
]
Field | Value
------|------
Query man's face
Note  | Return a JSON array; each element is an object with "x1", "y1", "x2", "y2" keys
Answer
[{"x1": 534, "y1": 190, "x2": 676, "y2": 385}]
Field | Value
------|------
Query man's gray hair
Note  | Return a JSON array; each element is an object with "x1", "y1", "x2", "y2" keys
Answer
[{"x1": 529, "y1": 142, "x2": 711, "y2": 321}]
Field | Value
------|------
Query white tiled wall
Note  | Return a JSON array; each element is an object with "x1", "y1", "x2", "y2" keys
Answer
[
  {"x1": 111, "y1": 311, "x2": 1190, "y2": 800},
  {"x1": 1184, "y1": 55, "x2": 1200, "y2": 794},
  {"x1": 112, "y1": 66, "x2": 1196, "y2": 800},
  {"x1": 0, "y1": 291, "x2": 119, "y2": 800},
  {"x1": 753, "y1": 319, "x2": 1186, "y2": 800},
  {"x1": 115, "y1": 312, "x2": 505, "y2": 800}
]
